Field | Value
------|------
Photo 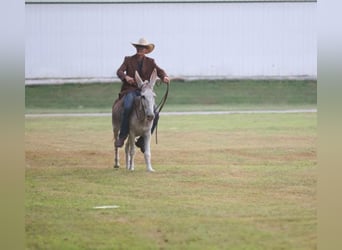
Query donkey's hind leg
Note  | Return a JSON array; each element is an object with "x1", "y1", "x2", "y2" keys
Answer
[
  {"x1": 114, "y1": 147, "x2": 120, "y2": 168},
  {"x1": 113, "y1": 129, "x2": 120, "y2": 168}
]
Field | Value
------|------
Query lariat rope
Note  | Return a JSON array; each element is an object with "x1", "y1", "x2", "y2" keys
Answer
[{"x1": 154, "y1": 80, "x2": 170, "y2": 144}]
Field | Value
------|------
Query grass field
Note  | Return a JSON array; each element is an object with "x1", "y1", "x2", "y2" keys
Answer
[
  {"x1": 26, "y1": 113, "x2": 316, "y2": 249},
  {"x1": 25, "y1": 80, "x2": 317, "y2": 249}
]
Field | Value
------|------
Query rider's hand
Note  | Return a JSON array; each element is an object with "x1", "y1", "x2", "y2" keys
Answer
[
  {"x1": 163, "y1": 76, "x2": 170, "y2": 84},
  {"x1": 125, "y1": 76, "x2": 135, "y2": 84}
]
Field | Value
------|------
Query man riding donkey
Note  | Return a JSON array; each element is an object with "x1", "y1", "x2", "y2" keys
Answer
[{"x1": 115, "y1": 38, "x2": 170, "y2": 152}]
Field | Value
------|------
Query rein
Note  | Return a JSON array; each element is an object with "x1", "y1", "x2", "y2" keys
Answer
[
  {"x1": 154, "y1": 81, "x2": 170, "y2": 144},
  {"x1": 133, "y1": 81, "x2": 169, "y2": 144},
  {"x1": 155, "y1": 80, "x2": 170, "y2": 114}
]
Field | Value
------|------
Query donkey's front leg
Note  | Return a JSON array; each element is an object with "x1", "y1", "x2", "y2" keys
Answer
[
  {"x1": 126, "y1": 136, "x2": 136, "y2": 171},
  {"x1": 144, "y1": 134, "x2": 155, "y2": 172}
]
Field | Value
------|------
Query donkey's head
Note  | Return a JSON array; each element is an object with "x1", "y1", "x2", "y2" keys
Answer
[{"x1": 135, "y1": 68, "x2": 157, "y2": 121}]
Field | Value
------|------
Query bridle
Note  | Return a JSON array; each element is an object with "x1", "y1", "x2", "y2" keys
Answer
[
  {"x1": 135, "y1": 88, "x2": 155, "y2": 122},
  {"x1": 134, "y1": 80, "x2": 170, "y2": 144}
]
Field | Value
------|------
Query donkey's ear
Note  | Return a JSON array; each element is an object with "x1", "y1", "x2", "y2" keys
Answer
[
  {"x1": 149, "y1": 68, "x2": 157, "y2": 88},
  {"x1": 135, "y1": 71, "x2": 144, "y2": 88}
]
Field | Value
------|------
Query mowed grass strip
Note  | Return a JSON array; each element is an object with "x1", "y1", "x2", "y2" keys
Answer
[
  {"x1": 26, "y1": 113, "x2": 316, "y2": 249},
  {"x1": 25, "y1": 79, "x2": 317, "y2": 113}
]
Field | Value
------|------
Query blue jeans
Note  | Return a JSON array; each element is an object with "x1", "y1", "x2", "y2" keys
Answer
[{"x1": 119, "y1": 90, "x2": 140, "y2": 139}]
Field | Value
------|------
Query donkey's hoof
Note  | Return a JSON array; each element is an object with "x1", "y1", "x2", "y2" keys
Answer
[
  {"x1": 147, "y1": 168, "x2": 155, "y2": 173},
  {"x1": 113, "y1": 164, "x2": 120, "y2": 169}
]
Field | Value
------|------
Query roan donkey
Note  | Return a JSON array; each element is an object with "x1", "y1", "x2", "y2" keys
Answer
[{"x1": 112, "y1": 68, "x2": 157, "y2": 172}]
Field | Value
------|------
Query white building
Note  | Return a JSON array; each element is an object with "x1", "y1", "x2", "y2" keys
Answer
[{"x1": 25, "y1": 0, "x2": 317, "y2": 83}]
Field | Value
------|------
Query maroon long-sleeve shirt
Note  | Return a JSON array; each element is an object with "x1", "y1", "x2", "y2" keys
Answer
[{"x1": 116, "y1": 54, "x2": 168, "y2": 98}]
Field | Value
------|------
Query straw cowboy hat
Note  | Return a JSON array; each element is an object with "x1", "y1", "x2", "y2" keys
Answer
[{"x1": 131, "y1": 38, "x2": 155, "y2": 54}]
